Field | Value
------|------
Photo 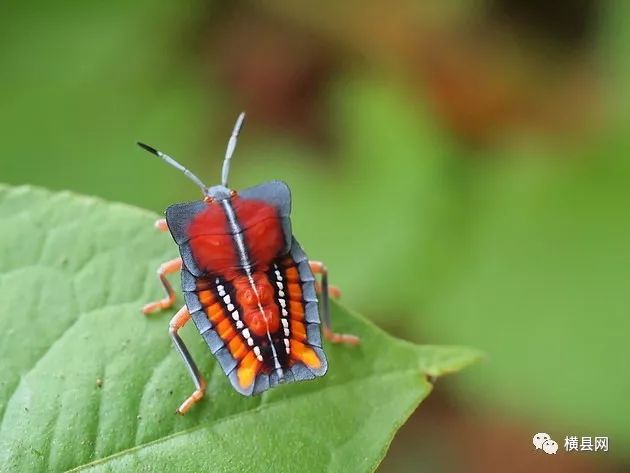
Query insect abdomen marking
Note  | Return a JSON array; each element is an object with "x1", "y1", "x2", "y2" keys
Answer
[
  {"x1": 196, "y1": 278, "x2": 250, "y2": 364},
  {"x1": 274, "y1": 258, "x2": 322, "y2": 370},
  {"x1": 232, "y1": 274, "x2": 280, "y2": 337},
  {"x1": 291, "y1": 320, "x2": 307, "y2": 342},
  {"x1": 290, "y1": 340, "x2": 321, "y2": 369}
]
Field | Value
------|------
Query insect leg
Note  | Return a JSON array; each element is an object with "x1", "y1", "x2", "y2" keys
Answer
[
  {"x1": 142, "y1": 257, "x2": 183, "y2": 315},
  {"x1": 327, "y1": 285, "x2": 342, "y2": 299},
  {"x1": 309, "y1": 261, "x2": 360, "y2": 345},
  {"x1": 169, "y1": 305, "x2": 206, "y2": 415},
  {"x1": 315, "y1": 281, "x2": 342, "y2": 299},
  {"x1": 154, "y1": 218, "x2": 168, "y2": 232}
]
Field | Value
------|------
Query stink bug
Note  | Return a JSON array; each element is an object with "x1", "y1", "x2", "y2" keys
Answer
[{"x1": 138, "y1": 113, "x2": 359, "y2": 414}]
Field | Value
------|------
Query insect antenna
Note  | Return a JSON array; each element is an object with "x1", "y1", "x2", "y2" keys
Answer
[
  {"x1": 221, "y1": 112, "x2": 246, "y2": 187},
  {"x1": 137, "y1": 142, "x2": 208, "y2": 195}
]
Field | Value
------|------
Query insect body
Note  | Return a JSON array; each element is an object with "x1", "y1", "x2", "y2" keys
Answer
[{"x1": 139, "y1": 113, "x2": 359, "y2": 414}]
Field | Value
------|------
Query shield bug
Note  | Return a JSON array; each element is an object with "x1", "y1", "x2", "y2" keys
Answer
[{"x1": 138, "y1": 113, "x2": 359, "y2": 414}]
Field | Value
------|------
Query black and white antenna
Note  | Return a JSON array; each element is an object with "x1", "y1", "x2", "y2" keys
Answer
[
  {"x1": 138, "y1": 111, "x2": 246, "y2": 194},
  {"x1": 137, "y1": 142, "x2": 208, "y2": 195},
  {"x1": 221, "y1": 112, "x2": 246, "y2": 187}
]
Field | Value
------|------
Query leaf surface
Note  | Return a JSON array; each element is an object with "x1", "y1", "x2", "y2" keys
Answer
[{"x1": 0, "y1": 185, "x2": 479, "y2": 472}]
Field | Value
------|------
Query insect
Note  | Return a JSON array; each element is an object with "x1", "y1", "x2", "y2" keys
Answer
[{"x1": 138, "y1": 113, "x2": 359, "y2": 414}]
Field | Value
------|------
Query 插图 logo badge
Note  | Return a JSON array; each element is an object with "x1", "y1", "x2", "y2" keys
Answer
[
  {"x1": 533, "y1": 433, "x2": 559, "y2": 455},
  {"x1": 533, "y1": 432, "x2": 609, "y2": 454}
]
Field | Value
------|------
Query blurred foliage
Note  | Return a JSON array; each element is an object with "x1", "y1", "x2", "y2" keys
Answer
[{"x1": 1, "y1": 0, "x2": 630, "y2": 469}]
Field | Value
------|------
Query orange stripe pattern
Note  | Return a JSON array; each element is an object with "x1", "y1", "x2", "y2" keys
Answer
[{"x1": 194, "y1": 254, "x2": 323, "y2": 390}]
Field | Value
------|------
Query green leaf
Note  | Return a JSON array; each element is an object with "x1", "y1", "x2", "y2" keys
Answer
[{"x1": 0, "y1": 185, "x2": 479, "y2": 472}]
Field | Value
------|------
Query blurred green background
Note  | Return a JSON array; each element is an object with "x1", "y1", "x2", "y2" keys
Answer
[{"x1": 2, "y1": 1, "x2": 629, "y2": 471}]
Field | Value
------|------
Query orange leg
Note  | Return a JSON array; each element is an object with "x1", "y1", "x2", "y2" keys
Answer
[
  {"x1": 155, "y1": 218, "x2": 168, "y2": 232},
  {"x1": 142, "y1": 257, "x2": 183, "y2": 315},
  {"x1": 309, "y1": 261, "x2": 360, "y2": 345},
  {"x1": 312, "y1": 265, "x2": 342, "y2": 299},
  {"x1": 169, "y1": 305, "x2": 206, "y2": 415},
  {"x1": 315, "y1": 281, "x2": 342, "y2": 299}
]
